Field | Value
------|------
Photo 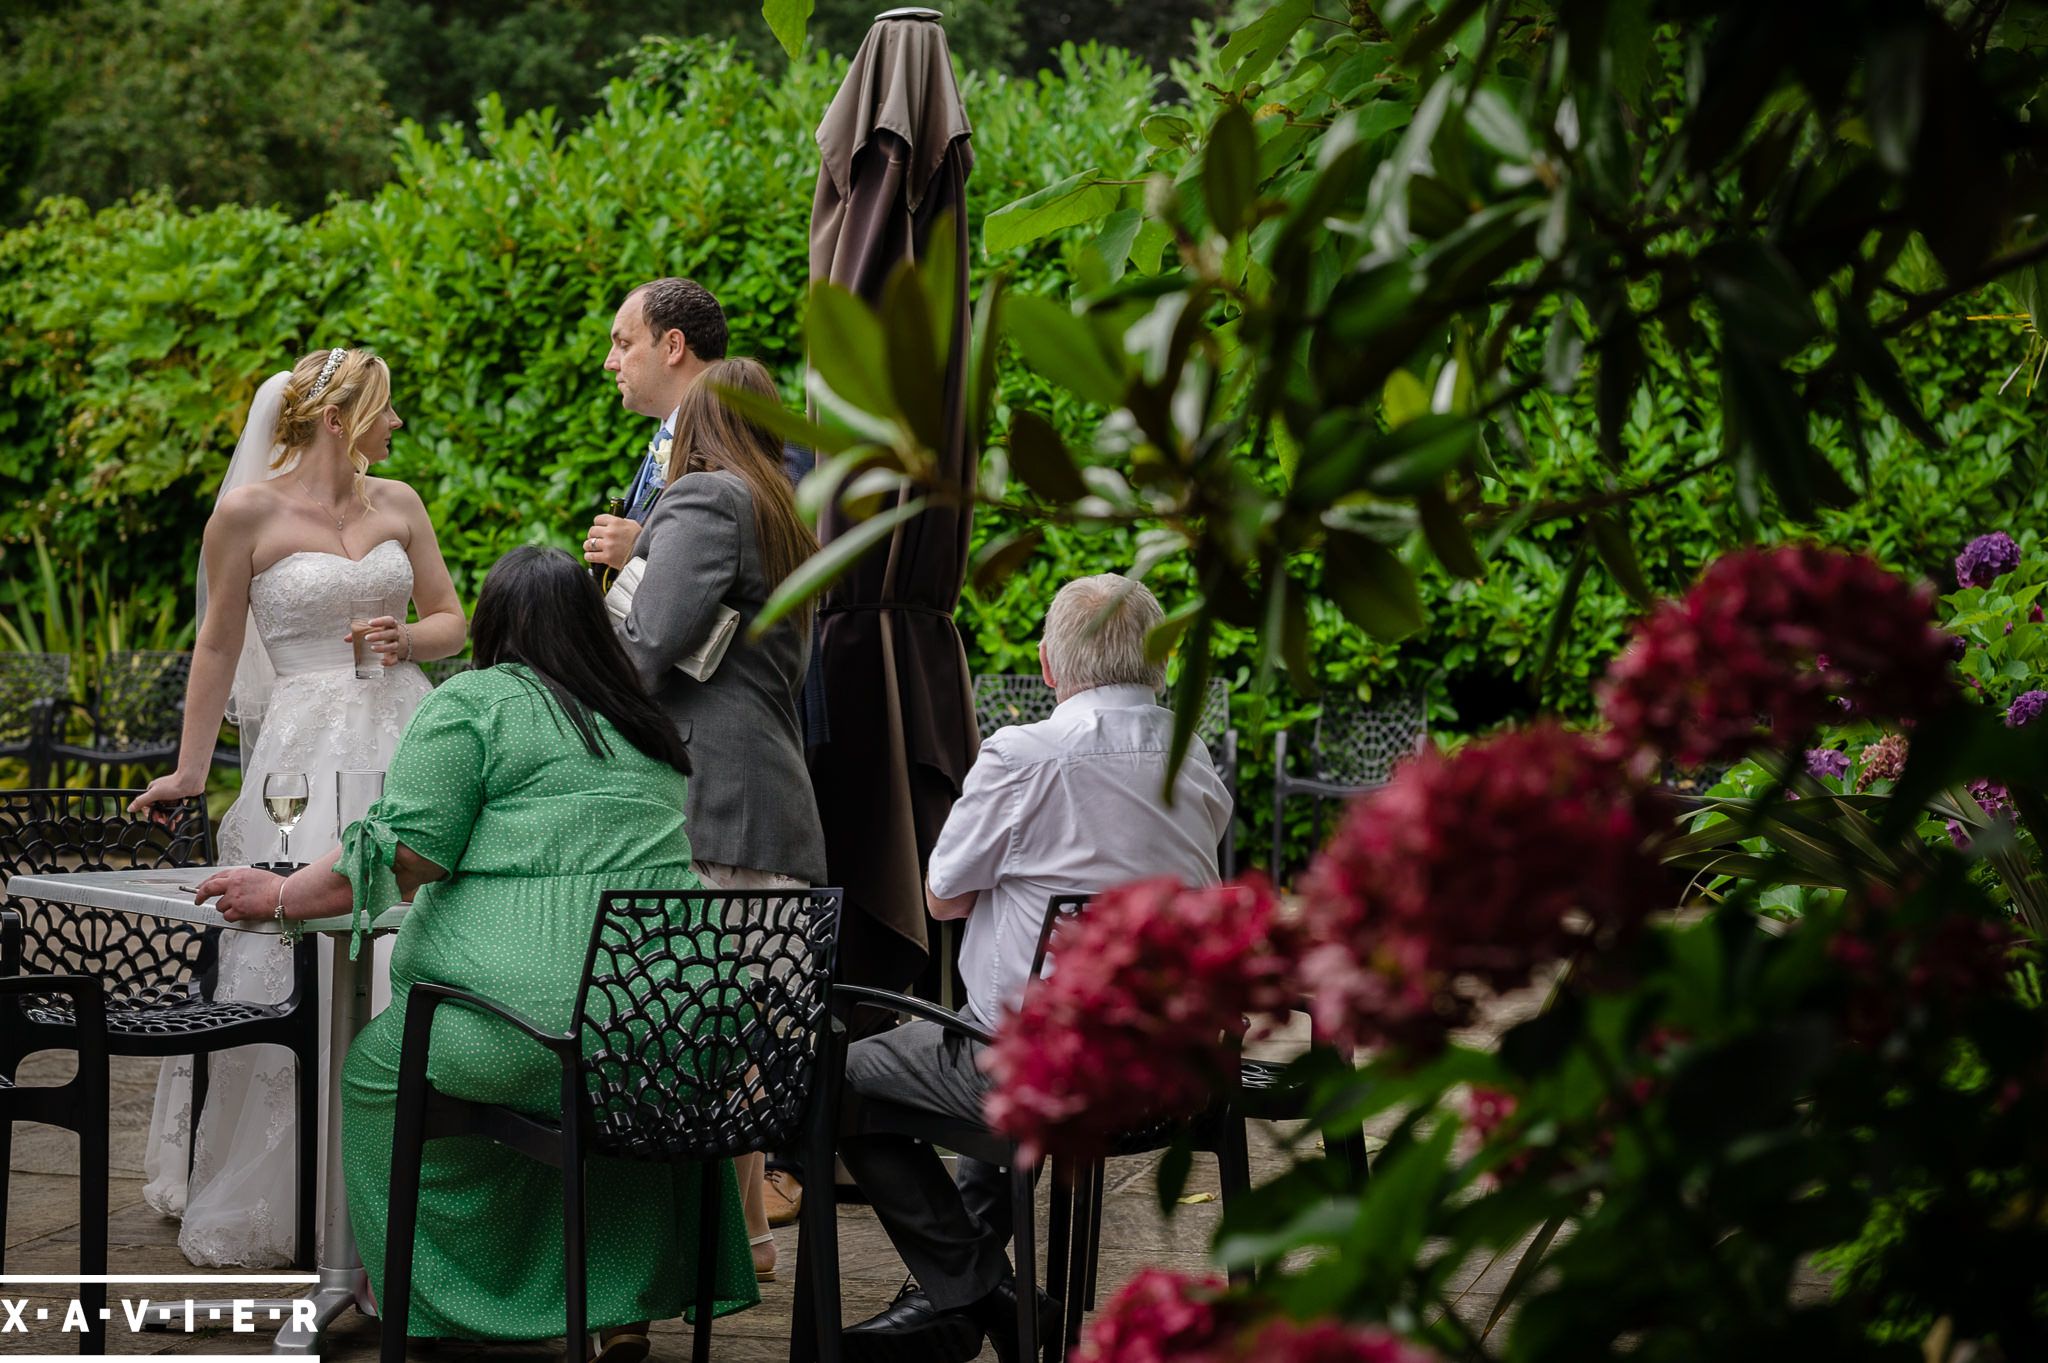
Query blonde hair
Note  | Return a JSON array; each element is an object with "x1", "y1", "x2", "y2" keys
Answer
[
  {"x1": 1043, "y1": 574, "x2": 1168, "y2": 694},
  {"x1": 670, "y1": 358, "x2": 818, "y2": 626},
  {"x1": 272, "y1": 347, "x2": 389, "y2": 510}
]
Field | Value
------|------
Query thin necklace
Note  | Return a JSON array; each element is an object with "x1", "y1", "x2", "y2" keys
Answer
[{"x1": 292, "y1": 474, "x2": 352, "y2": 533}]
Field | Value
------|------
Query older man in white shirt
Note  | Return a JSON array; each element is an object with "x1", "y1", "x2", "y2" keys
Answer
[{"x1": 839, "y1": 574, "x2": 1233, "y2": 1363}]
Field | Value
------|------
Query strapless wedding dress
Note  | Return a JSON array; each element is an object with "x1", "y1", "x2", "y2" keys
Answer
[{"x1": 140, "y1": 540, "x2": 430, "y2": 1266}]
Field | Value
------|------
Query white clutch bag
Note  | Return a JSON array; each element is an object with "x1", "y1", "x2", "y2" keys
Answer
[{"x1": 604, "y1": 558, "x2": 740, "y2": 682}]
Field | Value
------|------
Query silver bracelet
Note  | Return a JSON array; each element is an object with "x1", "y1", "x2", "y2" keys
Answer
[
  {"x1": 400, "y1": 622, "x2": 415, "y2": 662},
  {"x1": 273, "y1": 879, "x2": 288, "y2": 923}
]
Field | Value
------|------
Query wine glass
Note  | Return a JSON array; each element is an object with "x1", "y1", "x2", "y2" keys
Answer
[{"x1": 262, "y1": 771, "x2": 309, "y2": 866}]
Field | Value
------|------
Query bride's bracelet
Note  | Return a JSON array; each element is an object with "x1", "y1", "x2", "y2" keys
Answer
[{"x1": 400, "y1": 622, "x2": 415, "y2": 662}]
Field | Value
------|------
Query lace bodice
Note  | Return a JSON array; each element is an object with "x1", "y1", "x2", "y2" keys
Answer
[{"x1": 249, "y1": 540, "x2": 414, "y2": 676}]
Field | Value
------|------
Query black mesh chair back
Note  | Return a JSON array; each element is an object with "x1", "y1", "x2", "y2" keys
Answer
[
  {"x1": 577, "y1": 887, "x2": 841, "y2": 1162},
  {"x1": 420, "y1": 659, "x2": 472, "y2": 687},
  {"x1": 1029, "y1": 892, "x2": 1089, "y2": 981},
  {"x1": 0, "y1": 654, "x2": 71, "y2": 780},
  {"x1": 385, "y1": 886, "x2": 844, "y2": 1363},
  {"x1": 88, "y1": 651, "x2": 190, "y2": 757},
  {"x1": 0, "y1": 790, "x2": 216, "y2": 1010},
  {"x1": 971, "y1": 672, "x2": 1053, "y2": 734},
  {"x1": 1271, "y1": 691, "x2": 1427, "y2": 885},
  {"x1": 970, "y1": 672, "x2": 1235, "y2": 758},
  {"x1": 1312, "y1": 691, "x2": 1427, "y2": 786}
]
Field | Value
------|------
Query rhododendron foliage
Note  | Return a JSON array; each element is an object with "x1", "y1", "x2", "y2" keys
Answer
[
  {"x1": 981, "y1": 877, "x2": 1292, "y2": 1162},
  {"x1": 1599, "y1": 547, "x2": 1953, "y2": 767}
]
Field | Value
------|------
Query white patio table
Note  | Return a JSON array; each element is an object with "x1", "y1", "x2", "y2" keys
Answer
[{"x1": 7, "y1": 865, "x2": 406, "y2": 1355}]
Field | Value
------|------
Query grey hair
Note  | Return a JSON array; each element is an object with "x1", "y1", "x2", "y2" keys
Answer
[{"x1": 1042, "y1": 574, "x2": 1167, "y2": 694}]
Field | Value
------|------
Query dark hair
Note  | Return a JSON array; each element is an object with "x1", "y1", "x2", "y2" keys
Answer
[
  {"x1": 632, "y1": 277, "x2": 728, "y2": 360},
  {"x1": 469, "y1": 546, "x2": 691, "y2": 777}
]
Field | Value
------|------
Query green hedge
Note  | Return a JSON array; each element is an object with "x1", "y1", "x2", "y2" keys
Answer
[{"x1": 1, "y1": 36, "x2": 2037, "y2": 870}]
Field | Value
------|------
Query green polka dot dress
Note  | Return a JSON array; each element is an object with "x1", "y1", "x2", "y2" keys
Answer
[{"x1": 338, "y1": 664, "x2": 758, "y2": 1340}]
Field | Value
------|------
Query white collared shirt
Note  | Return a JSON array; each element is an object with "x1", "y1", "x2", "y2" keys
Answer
[{"x1": 928, "y1": 683, "x2": 1234, "y2": 1032}]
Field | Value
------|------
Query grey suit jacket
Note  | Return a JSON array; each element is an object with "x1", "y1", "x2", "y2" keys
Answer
[{"x1": 615, "y1": 469, "x2": 827, "y2": 882}]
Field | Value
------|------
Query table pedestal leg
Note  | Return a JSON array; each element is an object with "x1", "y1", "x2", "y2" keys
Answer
[{"x1": 272, "y1": 936, "x2": 378, "y2": 1354}]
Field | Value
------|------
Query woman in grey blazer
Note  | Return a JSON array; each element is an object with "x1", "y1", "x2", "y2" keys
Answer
[{"x1": 612, "y1": 356, "x2": 827, "y2": 1279}]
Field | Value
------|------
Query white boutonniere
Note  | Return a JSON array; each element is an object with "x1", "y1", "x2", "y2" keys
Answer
[{"x1": 648, "y1": 433, "x2": 674, "y2": 489}]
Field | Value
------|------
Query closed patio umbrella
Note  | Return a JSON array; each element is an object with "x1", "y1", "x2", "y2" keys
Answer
[{"x1": 808, "y1": 7, "x2": 978, "y2": 995}]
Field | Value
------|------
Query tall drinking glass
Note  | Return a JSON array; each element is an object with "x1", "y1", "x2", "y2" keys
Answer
[
  {"x1": 336, "y1": 769, "x2": 385, "y2": 842},
  {"x1": 262, "y1": 771, "x2": 309, "y2": 866},
  {"x1": 349, "y1": 597, "x2": 382, "y2": 680}
]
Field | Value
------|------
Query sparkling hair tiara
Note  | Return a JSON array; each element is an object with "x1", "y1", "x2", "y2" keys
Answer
[{"x1": 307, "y1": 347, "x2": 348, "y2": 401}]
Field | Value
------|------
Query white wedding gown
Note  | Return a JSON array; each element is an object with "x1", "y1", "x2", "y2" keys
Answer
[{"x1": 140, "y1": 540, "x2": 431, "y2": 1266}]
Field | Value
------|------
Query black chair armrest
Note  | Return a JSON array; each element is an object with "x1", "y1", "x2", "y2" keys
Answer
[
  {"x1": 0, "y1": 972, "x2": 107, "y2": 1050},
  {"x1": 1, "y1": 909, "x2": 18, "y2": 976},
  {"x1": 404, "y1": 981, "x2": 578, "y2": 1057},
  {"x1": 833, "y1": 984, "x2": 998, "y2": 1047}
]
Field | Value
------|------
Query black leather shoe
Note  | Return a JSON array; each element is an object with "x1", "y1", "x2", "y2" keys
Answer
[
  {"x1": 842, "y1": 1281, "x2": 983, "y2": 1363},
  {"x1": 966, "y1": 1275, "x2": 1063, "y2": 1363}
]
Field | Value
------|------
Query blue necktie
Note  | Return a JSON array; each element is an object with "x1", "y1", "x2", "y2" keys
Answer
[{"x1": 627, "y1": 425, "x2": 670, "y2": 523}]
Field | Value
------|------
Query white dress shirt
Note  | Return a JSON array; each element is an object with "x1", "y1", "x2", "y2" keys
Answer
[{"x1": 928, "y1": 682, "x2": 1234, "y2": 1032}]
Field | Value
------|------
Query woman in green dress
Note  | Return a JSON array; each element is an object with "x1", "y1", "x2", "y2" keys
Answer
[{"x1": 196, "y1": 545, "x2": 758, "y2": 1358}]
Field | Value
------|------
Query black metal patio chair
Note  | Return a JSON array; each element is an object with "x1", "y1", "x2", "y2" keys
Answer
[
  {"x1": 380, "y1": 887, "x2": 845, "y2": 1363},
  {"x1": 0, "y1": 653, "x2": 71, "y2": 788},
  {"x1": 969, "y1": 673, "x2": 1242, "y2": 876},
  {"x1": 1270, "y1": 691, "x2": 1427, "y2": 885},
  {"x1": 0, "y1": 945, "x2": 108, "y2": 1355},
  {"x1": 0, "y1": 788, "x2": 321, "y2": 1269},
  {"x1": 45, "y1": 650, "x2": 192, "y2": 787}
]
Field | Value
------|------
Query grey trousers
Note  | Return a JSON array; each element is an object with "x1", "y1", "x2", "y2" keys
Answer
[{"x1": 840, "y1": 1018, "x2": 1015, "y2": 1311}]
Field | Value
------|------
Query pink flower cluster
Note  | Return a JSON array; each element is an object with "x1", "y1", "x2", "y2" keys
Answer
[
  {"x1": 1296, "y1": 724, "x2": 1672, "y2": 1051},
  {"x1": 1076, "y1": 1270, "x2": 1441, "y2": 1363},
  {"x1": 981, "y1": 878, "x2": 1292, "y2": 1163},
  {"x1": 1599, "y1": 547, "x2": 1954, "y2": 767}
]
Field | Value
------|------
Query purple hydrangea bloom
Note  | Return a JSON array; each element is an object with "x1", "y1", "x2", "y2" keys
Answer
[
  {"x1": 1804, "y1": 748, "x2": 1850, "y2": 782},
  {"x1": 1956, "y1": 532, "x2": 2021, "y2": 589},
  {"x1": 1944, "y1": 632, "x2": 1970, "y2": 661},
  {"x1": 2007, "y1": 689, "x2": 2048, "y2": 728}
]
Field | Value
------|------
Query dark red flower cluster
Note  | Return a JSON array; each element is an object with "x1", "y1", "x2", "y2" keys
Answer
[
  {"x1": 1075, "y1": 1271, "x2": 1441, "y2": 1363},
  {"x1": 1296, "y1": 724, "x2": 1673, "y2": 1052},
  {"x1": 1599, "y1": 547, "x2": 1954, "y2": 767},
  {"x1": 1074, "y1": 1269, "x2": 1228, "y2": 1363},
  {"x1": 1830, "y1": 905, "x2": 2016, "y2": 1047},
  {"x1": 1229, "y1": 1320, "x2": 1444, "y2": 1363},
  {"x1": 982, "y1": 877, "x2": 1292, "y2": 1163}
]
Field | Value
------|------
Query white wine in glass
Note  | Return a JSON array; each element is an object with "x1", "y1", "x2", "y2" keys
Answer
[{"x1": 263, "y1": 771, "x2": 310, "y2": 866}]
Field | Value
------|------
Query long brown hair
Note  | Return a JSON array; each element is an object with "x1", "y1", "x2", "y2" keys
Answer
[{"x1": 668, "y1": 358, "x2": 817, "y2": 623}]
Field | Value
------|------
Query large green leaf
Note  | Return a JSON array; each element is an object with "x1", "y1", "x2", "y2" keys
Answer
[
  {"x1": 711, "y1": 382, "x2": 857, "y2": 457},
  {"x1": 1003, "y1": 294, "x2": 1126, "y2": 409},
  {"x1": 1216, "y1": 0, "x2": 1312, "y2": 86},
  {"x1": 753, "y1": 497, "x2": 926, "y2": 636},
  {"x1": 806, "y1": 281, "x2": 893, "y2": 417},
  {"x1": 761, "y1": 0, "x2": 812, "y2": 61},
  {"x1": 1322, "y1": 528, "x2": 1425, "y2": 640},
  {"x1": 881, "y1": 264, "x2": 944, "y2": 451},
  {"x1": 1006, "y1": 410, "x2": 1089, "y2": 502},
  {"x1": 984, "y1": 170, "x2": 1120, "y2": 256},
  {"x1": 1204, "y1": 103, "x2": 1258, "y2": 240}
]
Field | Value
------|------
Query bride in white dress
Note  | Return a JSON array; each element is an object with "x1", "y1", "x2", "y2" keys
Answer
[{"x1": 128, "y1": 346, "x2": 467, "y2": 1266}]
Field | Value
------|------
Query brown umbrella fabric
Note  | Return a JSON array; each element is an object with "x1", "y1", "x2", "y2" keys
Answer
[{"x1": 808, "y1": 9, "x2": 980, "y2": 994}]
